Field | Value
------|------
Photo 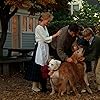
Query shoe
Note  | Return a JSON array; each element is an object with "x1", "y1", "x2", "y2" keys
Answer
[
  {"x1": 32, "y1": 87, "x2": 40, "y2": 92},
  {"x1": 32, "y1": 82, "x2": 40, "y2": 92},
  {"x1": 39, "y1": 83, "x2": 42, "y2": 89}
]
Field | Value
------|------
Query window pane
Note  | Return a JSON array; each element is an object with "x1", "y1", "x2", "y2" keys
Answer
[
  {"x1": 7, "y1": 21, "x2": 10, "y2": 32},
  {"x1": 12, "y1": 16, "x2": 17, "y2": 33},
  {"x1": 22, "y1": 16, "x2": 27, "y2": 32},
  {"x1": 73, "y1": 4, "x2": 79, "y2": 11},
  {"x1": 29, "y1": 17, "x2": 33, "y2": 32},
  {"x1": 12, "y1": 15, "x2": 19, "y2": 48}
]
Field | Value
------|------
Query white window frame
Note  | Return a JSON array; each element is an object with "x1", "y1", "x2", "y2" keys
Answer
[{"x1": 69, "y1": 0, "x2": 82, "y2": 15}]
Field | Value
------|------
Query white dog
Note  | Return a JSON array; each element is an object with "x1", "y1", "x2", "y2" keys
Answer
[{"x1": 48, "y1": 59, "x2": 61, "y2": 95}]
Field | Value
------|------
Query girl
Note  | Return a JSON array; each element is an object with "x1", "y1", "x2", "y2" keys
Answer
[{"x1": 27, "y1": 12, "x2": 60, "y2": 92}]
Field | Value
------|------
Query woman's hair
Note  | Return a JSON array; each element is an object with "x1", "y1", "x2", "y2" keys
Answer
[
  {"x1": 38, "y1": 12, "x2": 53, "y2": 22},
  {"x1": 82, "y1": 28, "x2": 94, "y2": 37}
]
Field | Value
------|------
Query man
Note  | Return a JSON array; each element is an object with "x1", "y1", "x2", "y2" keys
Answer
[
  {"x1": 82, "y1": 28, "x2": 100, "y2": 91},
  {"x1": 50, "y1": 23, "x2": 80, "y2": 62}
]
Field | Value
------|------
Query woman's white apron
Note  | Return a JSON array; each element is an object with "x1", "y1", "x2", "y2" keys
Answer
[{"x1": 35, "y1": 42, "x2": 49, "y2": 66}]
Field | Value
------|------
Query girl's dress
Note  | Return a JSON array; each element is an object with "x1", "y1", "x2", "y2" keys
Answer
[{"x1": 25, "y1": 25, "x2": 52, "y2": 82}]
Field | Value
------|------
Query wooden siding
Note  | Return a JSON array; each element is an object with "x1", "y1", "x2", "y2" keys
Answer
[
  {"x1": 22, "y1": 32, "x2": 35, "y2": 49},
  {"x1": 0, "y1": 10, "x2": 39, "y2": 55},
  {"x1": 3, "y1": 33, "x2": 12, "y2": 56},
  {"x1": 12, "y1": 16, "x2": 19, "y2": 49}
]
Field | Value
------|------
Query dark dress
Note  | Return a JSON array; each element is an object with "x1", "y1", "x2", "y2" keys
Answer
[
  {"x1": 24, "y1": 43, "x2": 42, "y2": 82},
  {"x1": 24, "y1": 43, "x2": 49, "y2": 92}
]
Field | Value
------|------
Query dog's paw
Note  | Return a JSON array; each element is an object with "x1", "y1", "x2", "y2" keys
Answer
[
  {"x1": 61, "y1": 92, "x2": 64, "y2": 96},
  {"x1": 67, "y1": 91, "x2": 70, "y2": 95},
  {"x1": 81, "y1": 89, "x2": 86, "y2": 93},
  {"x1": 50, "y1": 91, "x2": 55, "y2": 95},
  {"x1": 86, "y1": 87, "x2": 93, "y2": 94},
  {"x1": 76, "y1": 93, "x2": 81, "y2": 99}
]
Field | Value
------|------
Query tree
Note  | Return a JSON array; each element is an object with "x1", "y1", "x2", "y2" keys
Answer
[
  {"x1": 0, "y1": 0, "x2": 72, "y2": 57},
  {"x1": 48, "y1": 0, "x2": 100, "y2": 35},
  {"x1": 0, "y1": 0, "x2": 32, "y2": 57},
  {"x1": 29, "y1": 0, "x2": 72, "y2": 15},
  {"x1": 87, "y1": 0, "x2": 100, "y2": 7},
  {"x1": 0, "y1": 0, "x2": 56, "y2": 57}
]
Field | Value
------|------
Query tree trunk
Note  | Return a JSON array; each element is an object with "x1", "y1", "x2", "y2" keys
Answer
[
  {"x1": 0, "y1": 4, "x2": 18, "y2": 57},
  {"x1": 0, "y1": 17, "x2": 9, "y2": 57},
  {"x1": 0, "y1": 48, "x2": 3, "y2": 58}
]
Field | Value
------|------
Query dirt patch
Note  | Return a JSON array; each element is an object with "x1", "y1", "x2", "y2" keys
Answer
[{"x1": 0, "y1": 72, "x2": 100, "y2": 100}]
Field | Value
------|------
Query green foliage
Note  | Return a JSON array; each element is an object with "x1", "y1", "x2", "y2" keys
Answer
[
  {"x1": 48, "y1": 0, "x2": 100, "y2": 35},
  {"x1": 73, "y1": 0, "x2": 100, "y2": 27},
  {"x1": 48, "y1": 16, "x2": 75, "y2": 34},
  {"x1": 54, "y1": 0, "x2": 72, "y2": 12}
]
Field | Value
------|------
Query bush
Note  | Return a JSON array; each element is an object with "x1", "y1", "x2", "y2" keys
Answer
[{"x1": 48, "y1": 0, "x2": 100, "y2": 35}]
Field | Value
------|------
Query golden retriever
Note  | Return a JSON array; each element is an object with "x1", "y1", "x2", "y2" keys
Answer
[{"x1": 58, "y1": 48, "x2": 92, "y2": 97}]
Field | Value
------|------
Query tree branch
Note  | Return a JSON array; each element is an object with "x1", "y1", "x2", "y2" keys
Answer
[
  {"x1": 0, "y1": 0, "x2": 5, "y2": 8},
  {"x1": 4, "y1": 5, "x2": 11, "y2": 15},
  {"x1": 8, "y1": 7, "x2": 18, "y2": 19}
]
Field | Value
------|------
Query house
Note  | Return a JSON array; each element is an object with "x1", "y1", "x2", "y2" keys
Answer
[
  {"x1": 0, "y1": 9, "x2": 39, "y2": 56},
  {"x1": 1, "y1": 0, "x2": 99, "y2": 56},
  {"x1": 69, "y1": 0, "x2": 82, "y2": 15}
]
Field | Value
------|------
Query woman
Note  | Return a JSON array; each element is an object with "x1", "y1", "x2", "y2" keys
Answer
[{"x1": 25, "y1": 12, "x2": 60, "y2": 92}]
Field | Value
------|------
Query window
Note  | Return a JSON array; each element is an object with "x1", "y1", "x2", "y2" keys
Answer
[
  {"x1": 7, "y1": 21, "x2": 11, "y2": 32},
  {"x1": 29, "y1": 17, "x2": 33, "y2": 32},
  {"x1": 12, "y1": 16, "x2": 18, "y2": 33},
  {"x1": 22, "y1": 16, "x2": 27, "y2": 32},
  {"x1": 22, "y1": 16, "x2": 38, "y2": 32},
  {"x1": 73, "y1": 4, "x2": 79, "y2": 11},
  {"x1": 69, "y1": 0, "x2": 81, "y2": 15}
]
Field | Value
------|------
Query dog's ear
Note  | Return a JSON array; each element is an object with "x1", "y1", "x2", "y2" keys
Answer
[
  {"x1": 53, "y1": 60, "x2": 61, "y2": 70},
  {"x1": 55, "y1": 60, "x2": 61, "y2": 67},
  {"x1": 79, "y1": 57, "x2": 85, "y2": 62},
  {"x1": 49, "y1": 59, "x2": 55, "y2": 63},
  {"x1": 78, "y1": 48, "x2": 83, "y2": 53}
]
